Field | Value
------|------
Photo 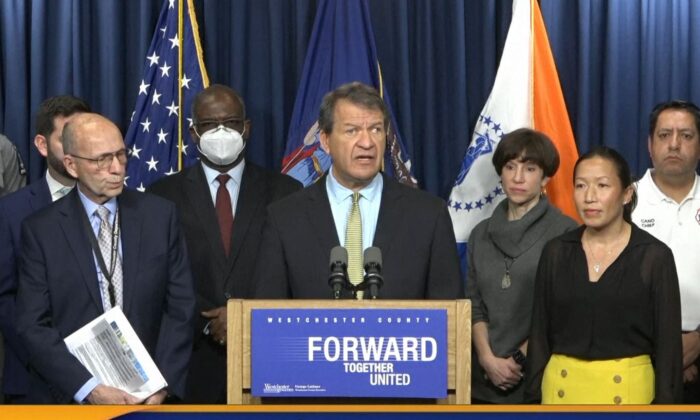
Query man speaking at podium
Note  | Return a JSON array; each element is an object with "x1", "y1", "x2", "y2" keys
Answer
[
  {"x1": 15, "y1": 113, "x2": 195, "y2": 403},
  {"x1": 255, "y1": 82, "x2": 462, "y2": 300}
]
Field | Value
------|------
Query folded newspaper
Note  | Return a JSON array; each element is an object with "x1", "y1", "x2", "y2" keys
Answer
[{"x1": 64, "y1": 307, "x2": 167, "y2": 401}]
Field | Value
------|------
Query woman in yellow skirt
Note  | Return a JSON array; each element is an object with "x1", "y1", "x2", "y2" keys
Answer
[{"x1": 524, "y1": 147, "x2": 683, "y2": 404}]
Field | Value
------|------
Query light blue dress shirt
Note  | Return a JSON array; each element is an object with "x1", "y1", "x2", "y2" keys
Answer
[
  {"x1": 73, "y1": 189, "x2": 121, "y2": 403},
  {"x1": 325, "y1": 170, "x2": 383, "y2": 251}
]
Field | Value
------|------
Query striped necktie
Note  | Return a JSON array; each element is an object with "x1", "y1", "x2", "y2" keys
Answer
[{"x1": 345, "y1": 192, "x2": 363, "y2": 299}]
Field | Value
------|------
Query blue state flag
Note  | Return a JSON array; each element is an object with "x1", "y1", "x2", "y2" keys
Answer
[
  {"x1": 124, "y1": 0, "x2": 209, "y2": 191},
  {"x1": 281, "y1": 0, "x2": 416, "y2": 187}
]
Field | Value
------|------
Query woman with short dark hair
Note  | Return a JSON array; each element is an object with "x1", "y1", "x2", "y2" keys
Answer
[{"x1": 467, "y1": 128, "x2": 577, "y2": 403}]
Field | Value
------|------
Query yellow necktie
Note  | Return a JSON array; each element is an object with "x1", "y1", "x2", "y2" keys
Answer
[{"x1": 345, "y1": 192, "x2": 363, "y2": 299}]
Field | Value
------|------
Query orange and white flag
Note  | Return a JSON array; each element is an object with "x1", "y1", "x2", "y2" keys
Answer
[{"x1": 448, "y1": 0, "x2": 579, "y2": 260}]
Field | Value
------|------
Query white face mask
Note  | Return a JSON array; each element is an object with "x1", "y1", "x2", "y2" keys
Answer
[{"x1": 196, "y1": 125, "x2": 245, "y2": 166}]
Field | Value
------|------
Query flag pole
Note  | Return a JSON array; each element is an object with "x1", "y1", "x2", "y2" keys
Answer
[{"x1": 177, "y1": 0, "x2": 184, "y2": 171}]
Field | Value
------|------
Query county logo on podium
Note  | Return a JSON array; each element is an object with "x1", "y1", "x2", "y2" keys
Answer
[{"x1": 251, "y1": 308, "x2": 448, "y2": 398}]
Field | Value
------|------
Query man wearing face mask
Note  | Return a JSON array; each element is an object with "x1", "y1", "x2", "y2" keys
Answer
[{"x1": 148, "y1": 84, "x2": 301, "y2": 403}]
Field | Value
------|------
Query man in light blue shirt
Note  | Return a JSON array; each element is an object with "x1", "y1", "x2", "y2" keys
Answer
[
  {"x1": 255, "y1": 82, "x2": 462, "y2": 300},
  {"x1": 16, "y1": 113, "x2": 195, "y2": 404}
]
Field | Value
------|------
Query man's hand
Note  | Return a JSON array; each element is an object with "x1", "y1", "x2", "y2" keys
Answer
[
  {"x1": 202, "y1": 306, "x2": 227, "y2": 345},
  {"x1": 86, "y1": 384, "x2": 142, "y2": 404},
  {"x1": 683, "y1": 364, "x2": 698, "y2": 384},
  {"x1": 143, "y1": 389, "x2": 167, "y2": 405},
  {"x1": 480, "y1": 354, "x2": 523, "y2": 391},
  {"x1": 682, "y1": 331, "x2": 700, "y2": 369}
]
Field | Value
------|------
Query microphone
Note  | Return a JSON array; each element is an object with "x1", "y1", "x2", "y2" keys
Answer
[
  {"x1": 328, "y1": 246, "x2": 349, "y2": 299},
  {"x1": 363, "y1": 247, "x2": 384, "y2": 299}
]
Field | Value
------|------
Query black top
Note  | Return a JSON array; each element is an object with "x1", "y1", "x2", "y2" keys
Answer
[{"x1": 524, "y1": 224, "x2": 683, "y2": 403}]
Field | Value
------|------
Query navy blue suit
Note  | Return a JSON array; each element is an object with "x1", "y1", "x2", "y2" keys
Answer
[
  {"x1": 16, "y1": 188, "x2": 196, "y2": 403},
  {"x1": 255, "y1": 174, "x2": 464, "y2": 299},
  {"x1": 0, "y1": 178, "x2": 51, "y2": 397}
]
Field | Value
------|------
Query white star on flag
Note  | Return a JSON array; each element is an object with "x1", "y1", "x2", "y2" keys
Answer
[
  {"x1": 130, "y1": 144, "x2": 142, "y2": 159},
  {"x1": 147, "y1": 52, "x2": 159, "y2": 67},
  {"x1": 181, "y1": 74, "x2": 191, "y2": 89},
  {"x1": 157, "y1": 129, "x2": 169, "y2": 144},
  {"x1": 166, "y1": 101, "x2": 179, "y2": 116},
  {"x1": 138, "y1": 80, "x2": 150, "y2": 95},
  {"x1": 140, "y1": 118, "x2": 151, "y2": 133},
  {"x1": 146, "y1": 156, "x2": 159, "y2": 171},
  {"x1": 169, "y1": 35, "x2": 179, "y2": 49},
  {"x1": 159, "y1": 62, "x2": 171, "y2": 77},
  {"x1": 151, "y1": 90, "x2": 162, "y2": 105}
]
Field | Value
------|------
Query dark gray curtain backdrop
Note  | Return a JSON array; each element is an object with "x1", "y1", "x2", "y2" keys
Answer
[{"x1": 1, "y1": 0, "x2": 699, "y2": 198}]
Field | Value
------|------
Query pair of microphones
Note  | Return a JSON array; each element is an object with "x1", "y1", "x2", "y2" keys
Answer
[{"x1": 328, "y1": 246, "x2": 384, "y2": 300}]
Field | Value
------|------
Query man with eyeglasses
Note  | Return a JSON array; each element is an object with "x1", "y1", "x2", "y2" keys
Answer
[
  {"x1": 15, "y1": 113, "x2": 195, "y2": 404},
  {"x1": 0, "y1": 96, "x2": 90, "y2": 403},
  {"x1": 148, "y1": 84, "x2": 301, "y2": 403},
  {"x1": 632, "y1": 100, "x2": 700, "y2": 403}
]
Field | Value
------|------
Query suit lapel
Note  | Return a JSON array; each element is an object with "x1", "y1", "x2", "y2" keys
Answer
[
  {"x1": 59, "y1": 190, "x2": 103, "y2": 311},
  {"x1": 29, "y1": 178, "x2": 52, "y2": 210},
  {"x1": 224, "y1": 164, "x2": 263, "y2": 280},
  {"x1": 371, "y1": 175, "x2": 404, "y2": 259},
  {"x1": 118, "y1": 191, "x2": 141, "y2": 314},
  {"x1": 306, "y1": 177, "x2": 342, "y2": 257},
  {"x1": 188, "y1": 164, "x2": 228, "y2": 264}
]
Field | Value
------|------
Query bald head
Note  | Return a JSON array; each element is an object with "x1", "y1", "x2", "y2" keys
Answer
[
  {"x1": 191, "y1": 84, "x2": 246, "y2": 122},
  {"x1": 62, "y1": 113, "x2": 127, "y2": 204},
  {"x1": 62, "y1": 113, "x2": 123, "y2": 156}
]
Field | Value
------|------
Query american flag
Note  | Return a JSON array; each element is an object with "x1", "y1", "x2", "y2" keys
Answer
[{"x1": 124, "y1": 0, "x2": 209, "y2": 191}]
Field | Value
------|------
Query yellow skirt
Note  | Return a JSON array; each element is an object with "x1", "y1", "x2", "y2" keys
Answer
[{"x1": 542, "y1": 354, "x2": 654, "y2": 404}]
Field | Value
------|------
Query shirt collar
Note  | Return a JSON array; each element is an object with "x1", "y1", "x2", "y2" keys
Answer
[
  {"x1": 77, "y1": 187, "x2": 118, "y2": 218},
  {"x1": 641, "y1": 168, "x2": 700, "y2": 205},
  {"x1": 326, "y1": 169, "x2": 383, "y2": 204},
  {"x1": 45, "y1": 170, "x2": 75, "y2": 197},
  {"x1": 559, "y1": 223, "x2": 655, "y2": 248},
  {"x1": 201, "y1": 159, "x2": 245, "y2": 187}
]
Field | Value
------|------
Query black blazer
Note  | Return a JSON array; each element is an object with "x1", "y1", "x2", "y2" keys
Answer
[
  {"x1": 254, "y1": 173, "x2": 464, "y2": 300},
  {"x1": 148, "y1": 161, "x2": 301, "y2": 403},
  {"x1": 16, "y1": 189, "x2": 196, "y2": 403}
]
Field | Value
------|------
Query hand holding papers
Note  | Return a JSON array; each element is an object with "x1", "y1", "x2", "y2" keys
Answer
[{"x1": 64, "y1": 307, "x2": 167, "y2": 401}]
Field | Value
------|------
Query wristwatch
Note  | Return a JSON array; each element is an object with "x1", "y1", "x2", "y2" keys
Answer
[{"x1": 511, "y1": 349, "x2": 526, "y2": 366}]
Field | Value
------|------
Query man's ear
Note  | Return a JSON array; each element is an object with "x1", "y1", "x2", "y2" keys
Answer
[
  {"x1": 319, "y1": 131, "x2": 330, "y2": 154},
  {"x1": 34, "y1": 135, "x2": 49, "y2": 158},
  {"x1": 63, "y1": 155, "x2": 79, "y2": 179},
  {"x1": 189, "y1": 125, "x2": 199, "y2": 144},
  {"x1": 243, "y1": 119, "x2": 251, "y2": 141}
]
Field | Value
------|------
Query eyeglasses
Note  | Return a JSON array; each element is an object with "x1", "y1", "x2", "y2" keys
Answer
[
  {"x1": 71, "y1": 149, "x2": 128, "y2": 169},
  {"x1": 194, "y1": 116, "x2": 245, "y2": 134}
]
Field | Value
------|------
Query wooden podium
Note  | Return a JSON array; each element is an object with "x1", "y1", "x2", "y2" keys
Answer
[{"x1": 226, "y1": 299, "x2": 471, "y2": 404}]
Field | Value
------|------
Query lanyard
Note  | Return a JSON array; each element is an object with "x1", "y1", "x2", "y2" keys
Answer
[{"x1": 81, "y1": 207, "x2": 120, "y2": 308}]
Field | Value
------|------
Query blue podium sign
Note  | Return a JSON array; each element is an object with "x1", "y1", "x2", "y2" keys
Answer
[{"x1": 251, "y1": 308, "x2": 447, "y2": 398}]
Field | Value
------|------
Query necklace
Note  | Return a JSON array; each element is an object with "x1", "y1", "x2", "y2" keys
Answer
[
  {"x1": 583, "y1": 237, "x2": 615, "y2": 274},
  {"x1": 501, "y1": 256, "x2": 515, "y2": 289}
]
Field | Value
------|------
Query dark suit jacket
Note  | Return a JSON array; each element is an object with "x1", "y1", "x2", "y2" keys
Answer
[
  {"x1": 148, "y1": 161, "x2": 301, "y2": 403},
  {"x1": 0, "y1": 178, "x2": 51, "y2": 397},
  {"x1": 15, "y1": 189, "x2": 195, "y2": 403},
  {"x1": 255, "y1": 173, "x2": 464, "y2": 299}
]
